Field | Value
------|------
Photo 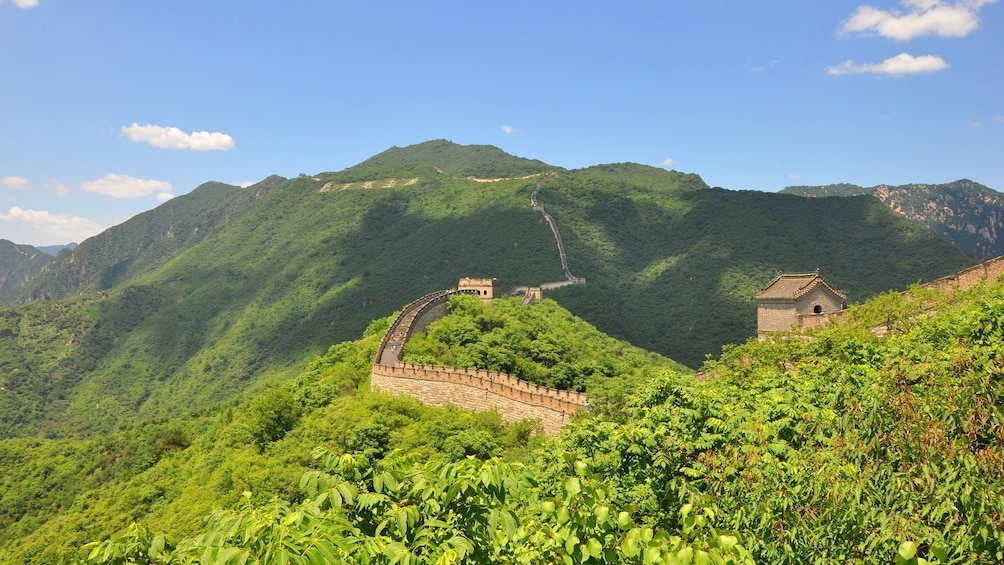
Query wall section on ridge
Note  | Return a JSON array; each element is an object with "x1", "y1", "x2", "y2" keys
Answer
[{"x1": 371, "y1": 364, "x2": 584, "y2": 436}]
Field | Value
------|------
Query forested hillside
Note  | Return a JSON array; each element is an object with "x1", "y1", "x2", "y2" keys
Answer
[
  {"x1": 0, "y1": 239, "x2": 52, "y2": 293},
  {"x1": 540, "y1": 164, "x2": 975, "y2": 365},
  {"x1": 0, "y1": 142, "x2": 979, "y2": 442},
  {"x1": 28, "y1": 274, "x2": 1002, "y2": 564}
]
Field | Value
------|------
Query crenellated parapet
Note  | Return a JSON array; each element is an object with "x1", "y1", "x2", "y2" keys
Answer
[
  {"x1": 371, "y1": 282, "x2": 590, "y2": 435},
  {"x1": 923, "y1": 255, "x2": 1004, "y2": 292}
]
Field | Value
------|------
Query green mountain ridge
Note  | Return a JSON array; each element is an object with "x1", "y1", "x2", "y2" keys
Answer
[
  {"x1": 0, "y1": 139, "x2": 998, "y2": 561},
  {"x1": 11, "y1": 179, "x2": 282, "y2": 302},
  {"x1": 0, "y1": 240, "x2": 53, "y2": 293},
  {"x1": 782, "y1": 179, "x2": 1004, "y2": 258},
  {"x1": 0, "y1": 140, "x2": 979, "y2": 440}
]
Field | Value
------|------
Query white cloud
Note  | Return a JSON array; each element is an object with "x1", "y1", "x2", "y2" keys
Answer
[
  {"x1": 969, "y1": 118, "x2": 982, "y2": 127},
  {"x1": 840, "y1": 0, "x2": 995, "y2": 41},
  {"x1": 501, "y1": 125, "x2": 517, "y2": 134},
  {"x1": 121, "y1": 123, "x2": 235, "y2": 151},
  {"x1": 44, "y1": 179, "x2": 72, "y2": 197},
  {"x1": 80, "y1": 173, "x2": 173, "y2": 199},
  {"x1": 0, "y1": 176, "x2": 32, "y2": 191},
  {"x1": 10, "y1": 0, "x2": 40, "y2": 8},
  {"x1": 156, "y1": 192, "x2": 175, "y2": 203},
  {"x1": 827, "y1": 53, "x2": 949, "y2": 76},
  {"x1": 237, "y1": 181, "x2": 255, "y2": 188},
  {"x1": 660, "y1": 158, "x2": 675, "y2": 167},
  {"x1": 0, "y1": 206, "x2": 103, "y2": 245}
]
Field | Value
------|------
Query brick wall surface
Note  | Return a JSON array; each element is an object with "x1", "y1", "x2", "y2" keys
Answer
[
  {"x1": 372, "y1": 287, "x2": 589, "y2": 436},
  {"x1": 371, "y1": 365, "x2": 584, "y2": 436}
]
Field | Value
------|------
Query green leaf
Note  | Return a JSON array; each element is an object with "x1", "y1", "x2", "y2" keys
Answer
[{"x1": 617, "y1": 511, "x2": 633, "y2": 530}]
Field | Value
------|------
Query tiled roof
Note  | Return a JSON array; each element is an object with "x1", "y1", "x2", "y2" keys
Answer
[{"x1": 755, "y1": 273, "x2": 846, "y2": 301}]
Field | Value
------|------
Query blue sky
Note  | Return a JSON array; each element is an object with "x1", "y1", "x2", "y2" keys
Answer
[{"x1": 1, "y1": 1, "x2": 1001, "y2": 246}]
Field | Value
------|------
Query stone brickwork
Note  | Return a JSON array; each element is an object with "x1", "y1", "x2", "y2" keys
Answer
[
  {"x1": 371, "y1": 363, "x2": 587, "y2": 436},
  {"x1": 765, "y1": 255, "x2": 1004, "y2": 337},
  {"x1": 457, "y1": 278, "x2": 501, "y2": 302},
  {"x1": 756, "y1": 272, "x2": 846, "y2": 336},
  {"x1": 372, "y1": 284, "x2": 589, "y2": 436},
  {"x1": 924, "y1": 256, "x2": 1004, "y2": 292}
]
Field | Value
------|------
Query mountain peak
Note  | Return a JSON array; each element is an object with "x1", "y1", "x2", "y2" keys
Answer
[{"x1": 347, "y1": 139, "x2": 556, "y2": 178}]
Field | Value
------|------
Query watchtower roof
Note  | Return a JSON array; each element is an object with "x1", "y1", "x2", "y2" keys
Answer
[{"x1": 755, "y1": 272, "x2": 846, "y2": 301}]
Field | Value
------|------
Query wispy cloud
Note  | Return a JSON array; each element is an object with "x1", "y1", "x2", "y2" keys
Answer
[
  {"x1": 122, "y1": 123, "x2": 235, "y2": 151},
  {"x1": 827, "y1": 53, "x2": 949, "y2": 76},
  {"x1": 80, "y1": 173, "x2": 173, "y2": 199},
  {"x1": 44, "y1": 179, "x2": 72, "y2": 197},
  {"x1": 840, "y1": 0, "x2": 996, "y2": 41},
  {"x1": 0, "y1": 176, "x2": 32, "y2": 191},
  {"x1": 969, "y1": 118, "x2": 982, "y2": 128},
  {"x1": 0, "y1": 206, "x2": 103, "y2": 244},
  {"x1": 501, "y1": 125, "x2": 518, "y2": 134},
  {"x1": 660, "y1": 158, "x2": 675, "y2": 167},
  {"x1": 8, "y1": 0, "x2": 40, "y2": 8}
]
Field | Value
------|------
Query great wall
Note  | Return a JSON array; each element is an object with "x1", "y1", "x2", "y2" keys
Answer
[
  {"x1": 370, "y1": 174, "x2": 590, "y2": 435},
  {"x1": 368, "y1": 171, "x2": 1004, "y2": 435},
  {"x1": 370, "y1": 286, "x2": 589, "y2": 436},
  {"x1": 796, "y1": 254, "x2": 1004, "y2": 333}
]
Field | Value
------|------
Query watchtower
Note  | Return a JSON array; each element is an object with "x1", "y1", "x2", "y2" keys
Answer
[
  {"x1": 458, "y1": 277, "x2": 501, "y2": 303},
  {"x1": 755, "y1": 272, "x2": 845, "y2": 336}
]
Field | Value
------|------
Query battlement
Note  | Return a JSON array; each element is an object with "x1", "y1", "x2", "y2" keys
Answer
[
  {"x1": 457, "y1": 277, "x2": 501, "y2": 302},
  {"x1": 372, "y1": 281, "x2": 590, "y2": 436}
]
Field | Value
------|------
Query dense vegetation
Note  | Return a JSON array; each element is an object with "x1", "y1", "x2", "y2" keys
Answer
[
  {"x1": 67, "y1": 274, "x2": 1004, "y2": 564},
  {"x1": 0, "y1": 312, "x2": 548, "y2": 562},
  {"x1": 402, "y1": 294, "x2": 688, "y2": 396},
  {"x1": 542, "y1": 163, "x2": 975, "y2": 366},
  {"x1": 0, "y1": 140, "x2": 994, "y2": 562}
]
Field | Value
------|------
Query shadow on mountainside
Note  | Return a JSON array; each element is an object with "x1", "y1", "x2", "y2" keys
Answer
[{"x1": 546, "y1": 185, "x2": 976, "y2": 368}]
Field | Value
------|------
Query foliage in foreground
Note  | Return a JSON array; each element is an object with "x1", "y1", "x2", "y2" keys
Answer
[
  {"x1": 80, "y1": 449, "x2": 752, "y2": 565},
  {"x1": 78, "y1": 280, "x2": 1003, "y2": 563}
]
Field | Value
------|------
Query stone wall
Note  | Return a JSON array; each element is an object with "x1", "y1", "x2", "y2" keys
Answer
[
  {"x1": 372, "y1": 286, "x2": 589, "y2": 436},
  {"x1": 757, "y1": 302, "x2": 797, "y2": 335},
  {"x1": 924, "y1": 255, "x2": 1004, "y2": 292},
  {"x1": 371, "y1": 363, "x2": 587, "y2": 436}
]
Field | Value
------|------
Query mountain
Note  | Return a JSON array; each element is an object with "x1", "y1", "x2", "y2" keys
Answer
[
  {"x1": 782, "y1": 179, "x2": 1004, "y2": 259},
  {"x1": 8, "y1": 179, "x2": 280, "y2": 302},
  {"x1": 36, "y1": 243, "x2": 77, "y2": 256},
  {"x1": 0, "y1": 141, "x2": 978, "y2": 440},
  {"x1": 345, "y1": 138, "x2": 556, "y2": 178},
  {"x1": 0, "y1": 240, "x2": 53, "y2": 293}
]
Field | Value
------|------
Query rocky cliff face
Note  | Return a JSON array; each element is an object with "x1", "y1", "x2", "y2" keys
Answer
[
  {"x1": 870, "y1": 180, "x2": 1003, "y2": 259},
  {"x1": 783, "y1": 179, "x2": 1004, "y2": 259}
]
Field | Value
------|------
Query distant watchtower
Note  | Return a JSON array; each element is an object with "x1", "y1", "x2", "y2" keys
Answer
[
  {"x1": 755, "y1": 272, "x2": 846, "y2": 336},
  {"x1": 458, "y1": 277, "x2": 501, "y2": 303}
]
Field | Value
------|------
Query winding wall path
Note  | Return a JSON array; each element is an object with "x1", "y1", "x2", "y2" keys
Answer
[
  {"x1": 371, "y1": 289, "x2": 589, "y2": 435},
  {"x1": 531, "y1": 174, "x2": 586, "y2": 286}
]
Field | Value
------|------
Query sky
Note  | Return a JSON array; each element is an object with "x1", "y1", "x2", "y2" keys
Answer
[{"x1": 1, "y1": 1, "x2": 1002, "y2": 246}]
